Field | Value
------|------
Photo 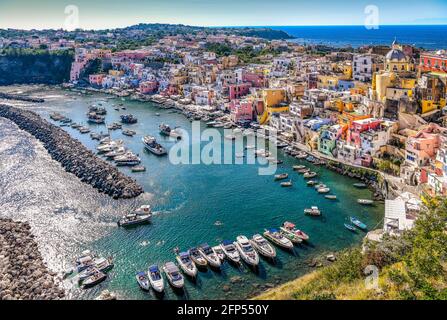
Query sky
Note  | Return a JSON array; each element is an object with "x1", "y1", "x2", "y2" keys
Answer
[{"x1": 1, "y1": 0, "x2": 447, "y2": 30}]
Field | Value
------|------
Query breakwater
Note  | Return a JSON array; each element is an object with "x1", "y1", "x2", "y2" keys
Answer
[
  {"x1": 0, "y1": 104, "x2": 143, "y2": 199},
  {"x1": 0, "y1": 92, "x2": 44, "y2": 103},
  {"x1": 0, "y1": 219, "x2": 65, "y2": 300}
]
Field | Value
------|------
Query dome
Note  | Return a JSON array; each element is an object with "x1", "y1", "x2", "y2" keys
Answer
[{"x1": 386, "y1": 49, "x2": 407, "y2": 62}]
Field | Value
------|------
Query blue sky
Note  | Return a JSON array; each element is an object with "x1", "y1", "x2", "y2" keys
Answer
[{"x1": 1, "y1": 0, "x2": 447, "y2": 30}]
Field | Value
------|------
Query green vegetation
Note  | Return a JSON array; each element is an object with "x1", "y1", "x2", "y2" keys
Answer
[
  {"x1": 204, "y1": 42, "x2": 289, "y2": 63},
  {"x1": 255, "y1": 195, "x2": 447, "y2": 300},
  {"x1": 0, "y1": 48, "x2": 74, "y2": 85}
]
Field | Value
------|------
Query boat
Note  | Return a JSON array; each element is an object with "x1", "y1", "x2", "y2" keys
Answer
[
  {"x1": 104, "y1": 147, "x2": 126, "y2": 159},
  {"x1": 353, "y1": 183, "x2": 368, "y2": 189},
  {"x1": 159, "y1": 123, "x2": 182, "y2": 139},
  {"x1": 82, "y1": 269, "x2": 107, "y2": 288},
  {"x1": 131, "y1": 166, "x2": 146, "y2": 173},
  {"x1": 78, "y1": 266, "x2": 98, "y2": 282},
  {"x1": 243, "y1": 129, "x2": 255, "y2": 136},
  {"x1": 350, "y1": 217, "x2": 367, "y2": 231},
  {"x1": 357, "y1": 199, "x2": 374, "y2": 205},
  {"x1": 225, "y1": 134, "x2": 236, "y2": 140},
  {"x1": 136, "y1": 271, "x2": 150, "y2": 291},
  {"x1": 206, "y1": 121, "x2": 218, "y2": 127},
  {"x1": 120, "y1": 114, "x2": 138, "y2": 124},
  {"x1": 297, "y1": 168, "x2": 310, "y2": 174},
  {"x1": 79, "y1": 127, "x2": 90, "y2": 134},
  {"x1": 107, "y1": 122, "x2": 122, "y2": 130},
  {"x1": 304, "y1": 206, "x2": 322, "y2": 217},
  {"x1": 75, "y1": 250, "x2": 95, "y2": 272},
  {"x1": 147, "y1": 265, "x2": 164, "y2": 293},
  {"x1": 263, "y1": 229, "x2": 294, "y2": 250},
  {"x1": 88, "y1": 257, "x2": 114, "y2": 274},
  {"x1": 122, "y1": 129, "x2": 136, "y2": 137},
  {"x1": 303, "y1": 172, "x2": 318, "y2": 179},
  {"x1": 89, "y1": 106, "x2": 107, "y2": 115},
  {"x1": 117, "y1": 213, "x2": 151, "y2": 227},
  {"x1": 212, "y1": 246, "x2": 226, "y2": 261},
  {"x1": 325, "y1": 195, "x2": 338, "y2": 200},
  {"x1": 296, "y1": 152, "x2": 308, "y2": 159},
  {"x1": 280, "y1": 231, "x2": 303, "y2": 244},
  {"x1": 176, "y1": 252, "x2": 198, "y2": 278},
  {"x1": 344, "y1": 224, "x2": 357, "y2": 232},
  {"x1": 280, "y1": 222, "x2": 310, "y2": 242},
  {"x1": 142, "y1": 136, "x2": 167, "y2": 156},
  {"x1": 71, "y1": 123, "x2": 81, "y2": 129},
  {"x1": 114, "y1": 152, "x2": 141, "y2": 166},
  {"x1": 274, "y1": 173, "x2": 289, "y2": 181},
  {"x1": 188, "y1": 247, "x2": 208, "y2": 268},
  {"x1": 293, "y1": 165, "x2": 306, "y2": 171},
  {"x1": 307, "y1": 180, "x2": 318, "y2": 186},
  {"x1": 317, "y1": 187, "x2": 331, "y2": 194},
  {"x1": 234, "y1": 236, "x2": 259, "y2": 267},
  {"x1": 220, "y1": 240, "x2": 241, "y2": 264},
  {"x1": 163, "y1": 262, "x2": 184, "y2": 289},
  {"x1": 87, "y1": 113, "x2": 105, "y2": 124},
  {"x1": 250, "y1": 234, "x2": 276, "y2": 259},
  {"x1": 198, "y1": 244, "x2": 221, "y2": 268},
  {"x1": 281, "y1": 180, "x2": 293, "y2": 187}
]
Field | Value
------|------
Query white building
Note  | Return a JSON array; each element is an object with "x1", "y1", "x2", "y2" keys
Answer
[{"x1": 353, "y1": 54, "x2": 373, "y2": 82}]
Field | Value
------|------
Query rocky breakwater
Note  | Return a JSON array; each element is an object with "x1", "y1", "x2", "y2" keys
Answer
[
  {"x1": 0, "y1": 92, "x2": 45, "y2": 103},
  {"x1": 0, "y1": 219, "x2": 65, "y2": 300},
  {"x1": 0, "y1": 104, "x2": 144, "y2": 199}
]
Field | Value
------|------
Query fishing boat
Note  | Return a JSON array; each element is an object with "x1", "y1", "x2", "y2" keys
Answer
[
  {"x1": 117, "y1": 212, "x2": 151, "y2": 227},
  {"x1": 250, "y1": 234, "x2": 277, "y2": 259},
  {"x1": 344, "y1": 224, "x2": 357, "y2": 232},
  {"x1": 120, "y1": 114, "x2": 138, "y2": 124},
  {"x1": 325, "y1": 195, "x2": 338, "y2": 200},
  {"x1": 281, "y1": 180, "x2": 293, "y2": 187},
  {"x1": 176, "y1": 252, "x2": 198, "y2": 278},
  {"x1": 142, "y1": 136, "x2": 167, "y2": 156},
  {"x1": 303, "y1": 172, "x2": 318, "y2": 179},
  {"x1": 89, "y1": 106, "x2": 107, "y2": 115},
  {"x1": 114, "y1": 152, "x2": 141, "y2": 166},
  {"x1": 198, "y1": 244, "x2": 221, "y2": 268},
  {"x1": 131, "y1": 166, "x2": 146, "y2": 173},
  {"x1": 281, "y1": 231, "x2": 303, "y2": 244},
  {"x1": 220, "y1": 241, "x2": 241, "y2": 264},
  {"x1": 263, "y1": 229, "x2": 294, "y2": 250},
  {"x1": 274, "y1": 173, "x2": 289, "y2": 181},
  {"x1": 163, "y1": 262, "x2": 184, "y2": 289},
  {"x1": 87, "y1": 113, "x2": 105, "y2": 124},
  {"x1": 280, "y1": 222, "x2": 310, "y2": 242},
  {"x1": 353, "y1": 183, "x2": 368, "y2": 189},
  {"x1": 159, "y1": 123, "x2": 172, "y2": 136},
  {"x1": 188, "y1": 247, "x2": 208, "y2": 268},
  {"x1": 82, "y1": 269, "x2": 107, "y2": 288},
  {"x1": 357, "y1": 199, "x2": 374, "y2": 205},
  {"x1": 147, "y1": 265, "x2": 165, "y2": 293},
  {"x1": 304, "y1": 206, "x2": 322, "y2": 217},
  {"x1": 122, "y1": 129, "x2": 136, "y2": 137},
  {"x1": 234, "y1": 236, "x2": 259, "y2": 267},
  {"x1": 293, "y1": 165, "x2": 306, "y2": 171},
  {"x1": 212, "y1": 246, "x2": 226, "y2": 261},
  {"x1": 350, "y1": 217, "x2": 367, "y2": 231},
  {"x1": 136, "y1": 271, "x2": 150, "y2": 291}
]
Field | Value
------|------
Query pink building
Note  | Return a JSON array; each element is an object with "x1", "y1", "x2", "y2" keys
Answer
[
  {"x1": 347, "y1": 118, "x2": 382, "y2": 147},
  {"x1": 242, "y1": 72, "x2": 266, "y2": 88},
  {"x1": 139, "y1": 81, "x2": 159, "y2": 94},
  {"x1": 229, "y1": 100, "x2": 254, "y2": 122},
  {"x1": 89, "y1": 74, "x2": 106, "y2": 86},
  {"x1": 405, "y1": 131, "x2": 441, "y2": 168},
  {"x1": 228, "y1": 83, "x2": 252, "y2": 100}
]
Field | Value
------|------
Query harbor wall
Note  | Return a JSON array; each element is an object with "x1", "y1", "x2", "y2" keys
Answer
[{"x1": 0, "y1": 104, "x2": 144, "y2": 199}]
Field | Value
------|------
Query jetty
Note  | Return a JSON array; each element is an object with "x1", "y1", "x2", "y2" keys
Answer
[
  {"x1": 0, "y1": 104, "x2": 143, "y2": 199},
  {"x1": 0, "y1": 92, "x2": 45, "y2": 103}
]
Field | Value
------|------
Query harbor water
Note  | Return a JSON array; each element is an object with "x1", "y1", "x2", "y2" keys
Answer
[{"x1": 0, "y1": 85, "x2": 384, "y2": 300}]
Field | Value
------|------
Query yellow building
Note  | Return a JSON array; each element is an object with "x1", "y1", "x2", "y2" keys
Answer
[
  {"x1": 385, "y1": 40, "x2": 413, "y2": 73},
  {"x1": 109, "y1": 70, "x2": 124, "y2": 77},
  {"x1": 258, "y1": 89, "x2": 289, "y2": 124},
  {"x1": 317, "y1": 75, "x2": 339, "y2": 90}
]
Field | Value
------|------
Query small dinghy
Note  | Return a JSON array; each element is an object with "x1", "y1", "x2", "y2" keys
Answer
[
  {"x1": 357, "y1": 199, "x2": 374, "y2": 205},
  {"x1": 297, "y1": 168, "x2": 310, "y2": 174},
  {"x1": 148, "y1": 265, "x2": 164, "y2": 293},
  {"x1": 263, "y1": 229, "x2": 294, "y2": 250},
  {"x1": 220, "y1": 240, "x2": 241, "y2": 264},
  {"x1": 163, "y1": 262, "x2": 184, "y2": 289},
  {"x1": 176, "y1": 252, "x2": 198, "y2": 278},
  {"x1": 344, "y1": 223, "x2": 357, "y2": 232},
  {"x1": 131, "y1": 166, "x2": 146, "y2": 173},
  {"x1": 350, "y1": 217, "x2": 367, "y2": 231},
  {"x1": 136, "y1": 271, "x2": 150, "y2": 291},
  {"x1": 325, "y1": 195, "x2": 337, "y2": 200},
  {"x1": 307, "y1": 180, "x2": 318, "y2": 186},
  {"x1": 188, "y1": 247, "x2": 208, "y2": 268}
]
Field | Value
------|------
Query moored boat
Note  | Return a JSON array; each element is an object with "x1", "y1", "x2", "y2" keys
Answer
[
  {"x1": 234, "y1": 236, "x2": 259, "y2": 267},
  {"x1": 176, "y1": 252, "x2": 198, "y2": 278},
  {"x1": 212, "y1": 246, "x2": 226, "y2": 261},
  {"x1": 120, "y1": 114, "x2": 138, "y2": 124},
  {"x1": 357, "y1": 199, "x2": 374, "y2": 205},
  {"x1": 280, "y1": 222, "x2": 310, "y2": 242},
  {"x1": 274, "y1": 173, "x2": 289, "y2": 181},
  {"x1": 303, "y1": 172, "x2": 318, "y2": 179},
  {"x1": 122, "y1": 129, "x2": 136, "y2": 137},
  {"x1": 250, "y1": 234, "x2": 276, "y2": 259},
  {"x1": 82, "y1": 269, "x2": 107, "y2": 288},
  {"x1": 293, "y1": 165, "x2": 306, "y2": 171},
  {"x1": 147, "y1": 265, "x2": 165, "y2": 293},
  {"x1": 344, "y1": 223, "x2": 357, "y2": 232},
  {"x1": 304, "y1": 206, "x2": 322, "y2": 217},
  {"x1": 353, "y1": 183, "x2": 367, "y2": 189},
  {"x1": 163, "y1": 262, "x2": 184, "y2": 289},
  {"x1": 317, "y1": 187, "x2": 331, "y2": 194},
  {"x1": 325, "y1": 195, "x2": 337, "y2": 200},
  {"x1": 281, "y1": 180, "x2": 293, "y2": 187},
  {"x1": 220, "y1": 240, "x2": 241, "y2": 264},
  {"x1": 188, "y1": 247, "x2": 208, "y2": 268},
  {"x1": 263, "y1": 229, "x2": 294, "y2": 250},
  {"x1": 142, "y1": 136, "x2": 167, "y2": 156},
  {"x1": 136, "y1": 271, "x2": 150, "y2": 291},
  {"x1": 350, "y1": 217, "x2": 367, "y2": 230},
  {"x1": 198, "y1": 244, "x2": 221, "y2": 268}
]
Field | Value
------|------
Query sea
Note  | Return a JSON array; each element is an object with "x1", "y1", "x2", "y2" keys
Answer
[
  {"x1": 0, "y1": 85, "x2": 384, "y2": 300},
  {"x1": 270, "y1": 25, "x2": 447, "y2": 49}
]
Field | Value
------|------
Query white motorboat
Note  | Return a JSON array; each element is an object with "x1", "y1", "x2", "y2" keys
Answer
[
  {"x1": 293, "y1": 165, "x2": 306, "y2": 171},
  {"x1": 234, "y1": 236, "x2": 259, "y2": 267},
  {"x1": 176, "y1": 252, "x2": 198, "y2": 278},
  {"x1": 304, "y1": 206, "x2": 322, "y2": 216},
  {"x1": 212, "y1": 246, "x2": 226, "y2": 261},
  {"x1": 250, "y1": 234, "x2": 277, "y2": 259},
  {"x1": 188, "y1": 247, "x2": 208, "y2": 268},
  {"x1": 303, "y1": 172, "x2": 318, "y2": 179},
  {"x1": 280, "y1": 222, "x2": 310, "y2": 242},
  {"x1": 263, "y1": 229, "x2": 294, "y2": 250},
  {"x1": 117, "y1": 213, "x2": 151, "y2": 227},
  {"x1": 142, "y1": 136, "x2": 167, "y2": 156},
  {"x1": 243, "y1": 129, "x2": 255, "y2": 136},
  {"x1": 148, "y1": 265, "x2": 165, "y2": 293},
  {"x1": 114, "y1": 152, "x2": 141, "y2": 166},
  {"x1": 136, "y1": 271, "x2": 150, "y2": 291},
  {"x1": 82, "y1": 269, "x2": 107, "y2": 288},
  {"x1": 296, "y1": 151, "x2": 308, "y2": 159},
  {"x1": 220, "y1": 240, "x2": 241, "y2": 264},
  {"x1": 163, "y1": 262, "x2": 184, "y2": 289},
  {"x1": 122, "y1": 129, "x2": 136, "y2": 137},
  {"x1": 274, "y1": 173, "x2": 289, "y2": 181},
  {"x1": 357, "y1": 199, "x2": 374, "y2": 205},
  {"x1": 75, "y1": 251, "x2": 95, "y2": 272},
  {"x1": 198, "y1": 244, "x2": 221, "y2": 268},
  {"x1": 317, "y1": 187, "x2": 331, "y2": 194}
]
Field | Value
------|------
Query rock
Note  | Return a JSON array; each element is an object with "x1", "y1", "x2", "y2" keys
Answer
[{"x1": 222, "y1": 285, "x2": 231, "y2": 292}]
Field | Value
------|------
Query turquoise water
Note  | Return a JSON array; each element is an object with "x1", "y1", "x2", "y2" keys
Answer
[{"x1": 26, "y1": 88, "x2": 383, "y2": 300}]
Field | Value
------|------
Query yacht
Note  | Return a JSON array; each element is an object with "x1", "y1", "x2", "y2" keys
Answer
[
  {"x1": 163, "y1": 262, "x2": 184, "y2": 289},
  {"x1": 263, "y1": 229, "x2": 294, "y2": 250},
  {"x1": 147, "y1": 265, "x2": 165, "y2": 293},
  {"x1": 280, "y1": 222, "x2": 310, "y2": 242},
  {"x1": 234, "y1": 236, "x2": 259, "y2": 267},
  {"x1": 114, "y1": 152, "x2": 141, "y2": 166},
  {"x1": 142, "y1": 136, "x2": 167, "y2": 156},
  {"x1": 250, "y1": 234, "x2": 276, "y2": 259},
  {"x1": 117, "y1": 213, "x2": 151, "y2": 227},
  {"x1": 220, "y1": 240, "x2": 241, "y2": 264},
  {"x1": 198, "y1": 244, "x2": 221, "y2": 268},
  {"x1": 188, "y1": 247, "x2": 208, "y2": 268},
  {"x1": 136, "y1": 271, "x2": 150, "y2": 291},
  {"x1": 176, "y1": 252, "x2": 198, "y2": 278}
]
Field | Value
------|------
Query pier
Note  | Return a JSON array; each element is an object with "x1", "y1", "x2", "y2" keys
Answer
[{"x1": 0, "y1": 104, "x2": 144, "y2": 199}]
